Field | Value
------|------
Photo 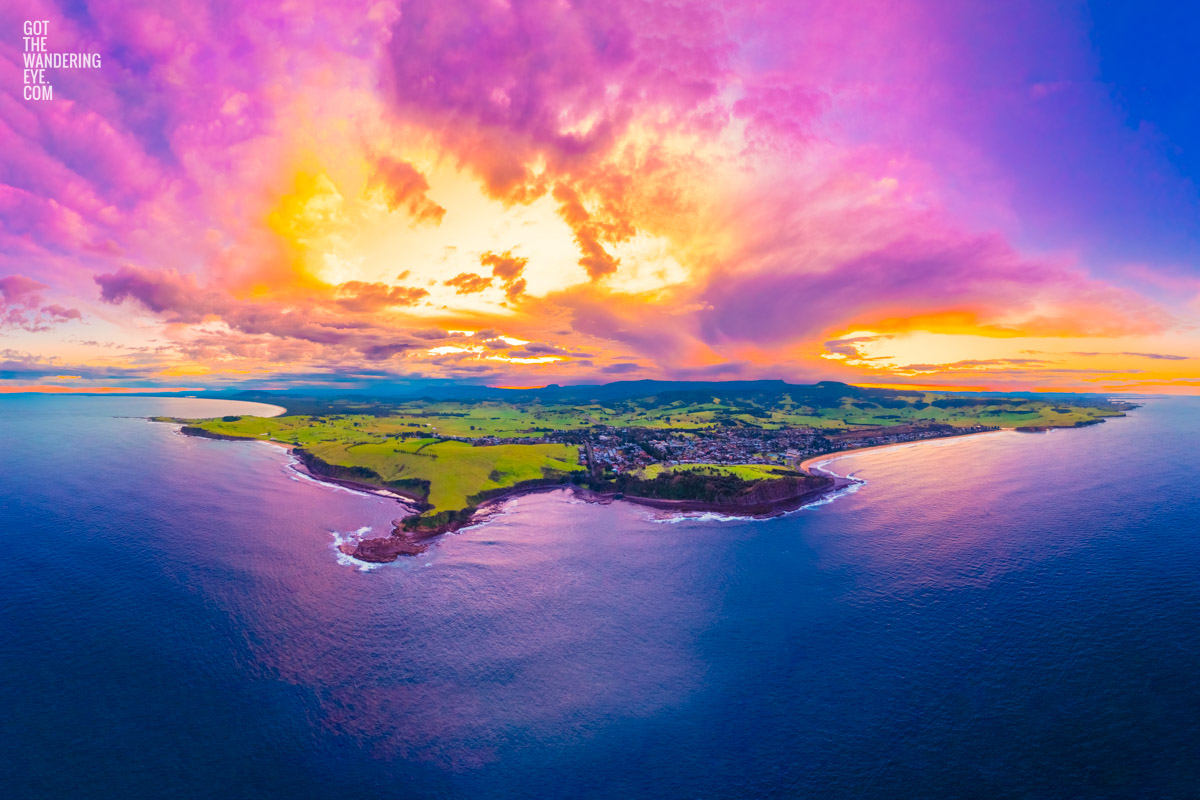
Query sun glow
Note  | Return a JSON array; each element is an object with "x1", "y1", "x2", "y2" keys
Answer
[{"x1": 7, "y1": 0, "x2": 1200, "y2": 394}]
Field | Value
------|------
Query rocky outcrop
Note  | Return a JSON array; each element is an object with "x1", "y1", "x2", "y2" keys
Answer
[
  {"x1": 737, "y1": 475, "x2": 835, "y2": 505},
  {"x1": 619, "y1": 474, "x2": 837, "y2": 516},
  {"x1": 339, "y1": 518, "x2": 454, "y2": 562},
  {"x1": 342, "y1": 475, "x2": 842, "y2": 563},
  {"x1": 340, "y1": 534, "x2": 429, "y2": 562},
  {"x1": 388, "y1": 475, "x2": 578, "y2": 540}
]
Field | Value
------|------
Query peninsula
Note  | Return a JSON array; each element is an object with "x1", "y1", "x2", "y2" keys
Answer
[{"x1": 162, "y1": 380, "x2": 1135, "y2": 561}]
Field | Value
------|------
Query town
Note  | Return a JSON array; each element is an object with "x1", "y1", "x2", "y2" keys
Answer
[{"x1": 443, "y1": 421, "x2": 1000, "y2": 476}]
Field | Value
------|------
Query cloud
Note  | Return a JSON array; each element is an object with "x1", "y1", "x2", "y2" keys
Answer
[
  {"x1": 733, "y1": 79, "x2": 828, "y2": 155},
  {"x1": 0, "y1": 348, "x2": 168, "y2": 385},
  {"x1": 504, "y1": 279, "x2": 527, "y2": 301},
  {"x1": 552, "y1": 184, "x2": 622, "y2": 280},
  {"x1": 1070, "y1": 351, "x2": 1192, "y2": 361},
  {"x1": 96, "y1": 265, "x2": 441, "y2": 362},
  {"x1": 444, "y1": 273, "x2": 493, "y2": 294},
  {"x1": 96, "y1": 266, "x2": 211, "y2": 321},
  {"x1": 360, "y1": 343, "x2": 418, "y2": 360},
  {"x1": 1121, "y1": 352, "x2": 1190, "y2": 360},
  {"x1": 480, "y1": 250, "x2": 528, "y2": 300},
  {"x1": 380, "y1": 0, "x2": 727, "y2": 199},
  {"x1": 41, "y1": 305, "x2": 83, "y2": 321},
  {"x1": 0, "y1": 275, "x2": 45, "y2": 304},
  {"x1": 5, "y1": 0, "x2": 1197, "y2": 392},
  {"x1": 823, "y1": 335, "x2": 894, "y2": 357},
  {"x1": 0, "y1": 275, "x2": 83, "y2": 331},
  {"x1": 481, "y1": 250, "x2": 527, "y2": 282},
  {"x1": 334, "y1": 281, "x2": 429, "y2": 312},
  {"x1": 698, "y1": 233, "x2": 1171, "y2": 346},
  {"x1": 508, "y1": 342, "x2": 571, "y2": 357},
  {"x1": 370, "y1": 157, "x2": 446, "y2": 226},
  {"x1": 894, "y1": 358, "x2": 1057, "y2": 373},
  {"x1": 600, "y1": 362, "x2": 644, "y2": 374}
]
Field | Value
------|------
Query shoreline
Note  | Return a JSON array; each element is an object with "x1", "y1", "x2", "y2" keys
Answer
[
  {"x1": 171, "y1": 419, "x2": 1106, "y2": 564},
  {"x1": 174, "y1": 422, "x2": 846, "y2": 561},
  {"x1": 175, "y1": 423, "x2": 423, "y2": 505},
  {"x1": 339, "y1": 478, "x2": 847, "y2": 563},
  {"x1": 589, "y1": 479, "x2": 846, "y2": 517}
]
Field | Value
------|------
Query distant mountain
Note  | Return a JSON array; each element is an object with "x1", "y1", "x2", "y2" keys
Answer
[
  {"x1": 217, "y1": 378, "x2": 1129, "y2": 410},
  {"x1": 218, "y1": 379, "x2": 927, "y2": 412},
  {"x1": 59, "y1": 378, "x2": 1122, "y2": 409}
]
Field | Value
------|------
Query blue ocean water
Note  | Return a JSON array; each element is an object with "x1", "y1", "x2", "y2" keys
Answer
[{"x1": 1, "y1": 395, "x2": 1199, "y2": 798}]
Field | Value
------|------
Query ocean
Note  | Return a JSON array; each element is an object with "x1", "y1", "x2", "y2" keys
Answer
[{"x1": 1, "y1": 395, "x2": 1198, "y2": 798}]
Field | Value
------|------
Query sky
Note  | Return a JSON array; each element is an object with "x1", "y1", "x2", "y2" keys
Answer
[{"x1": 3, "y1": 0, "x2": 1200, "y2": 394}]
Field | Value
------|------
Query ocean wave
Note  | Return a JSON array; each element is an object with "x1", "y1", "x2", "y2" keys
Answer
[
  {"x1": 447, "y1": 498, "x2": 520, "y2": 535},
  {"x1": 647, "y1": 476, "x2": 868, "y2": 524},
  {"x1": 649, "y1": 510, "x2": 759, "y2": 524},
  {"x1": 330, "y1": 526, "x2": 385, "y2": 571},
  {"x1": 281, "y1": 455, "x2": 399, "y2": 502},
  {"x1": 787, "y1": 477, "x2": 865, "y2": 510}
]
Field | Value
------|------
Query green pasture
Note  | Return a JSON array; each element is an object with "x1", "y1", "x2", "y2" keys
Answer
[
  {"x1": 184, "y1": 392, "x2": 1122, "y2": 517},
  {"x1": 304, "y1": 438, "x2": 583, "y2": 513},
  {"x1": 637, "y1": 463, "x2": 801, "y2": 480}
]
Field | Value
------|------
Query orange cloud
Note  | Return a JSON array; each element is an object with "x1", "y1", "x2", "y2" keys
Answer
[
  {"x1": 444, "y1": 273, "x2": 493, "y2": 295},
  {"x1": 0, "y1": 386, "x2": 204, "y2": 394}
]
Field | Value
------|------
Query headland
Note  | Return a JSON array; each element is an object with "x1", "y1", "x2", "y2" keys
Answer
[{"x1": 160, "y1": 380, "x2": 1136, "y2": 561}]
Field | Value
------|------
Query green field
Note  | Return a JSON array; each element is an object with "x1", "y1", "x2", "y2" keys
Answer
[
  {"x1": 184, "y1": 413, "x2": 585, "y2": 518},
  {"x1": 636, "y1": 463, "x2": 802, "y2": 480},
  {"x1": 186, "y1": 392, "x2": 1123, "y2": 444},
  {"x1": 304, "y1": 438, "x2": 582, "y2": 513},
  {"x1": 179, "y1": 384, "x2": 1129, "y2": 523}
]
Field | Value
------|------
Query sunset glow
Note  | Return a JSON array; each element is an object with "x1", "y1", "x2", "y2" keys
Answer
[{"x1": 4, "y1": 0, "x2": 1200, "y2": 393}]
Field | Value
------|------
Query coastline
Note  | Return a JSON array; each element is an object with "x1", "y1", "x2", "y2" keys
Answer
[
  {"x1": 589, "y1": 478, "x2": 845, "y2": 517},
  {"x1": 339, "y1": 478, "x2": 847, "y2": 563},
  {"x1": 172, "y1": 419, "x2": 1105, "y2": 564},
  {"x1": 174, "y1": 422, "x2": 846, "y2": 561},
  {"x1": 176, "y1": 422, "x2": 424, "y2": 505}
]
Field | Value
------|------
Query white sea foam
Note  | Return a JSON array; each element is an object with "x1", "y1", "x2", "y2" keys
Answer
[
  {"x1": 652, "y1": 431, "x2": 1016, "y2": 526},
  {"x1": 647, "y1": 479, "x2": 868, "y2": 524},
  {"x1": 786, "y1": 478, "x2": 865, "y2": 510},
  {"x1": 647, "y1": 463, "x2": 870, "y2": 524},
  {"x1": 448, "y1": 499, "x2": 518, "y2": 534},
  {"x1": 281, "y1": 455, "x2": 415, "y2": 508},
  {"x1": 286, "y1": 464, "x2": 365, "y2": 495},
  {"x1": 283, "y1": 456, "x2": 366, "y2": 494},
  {"x1": 649, "y1": 510, "x2": 759, "y2": 524},
  {"x1": 330, "y1": 526, "x2": 384, "y2": 571}
]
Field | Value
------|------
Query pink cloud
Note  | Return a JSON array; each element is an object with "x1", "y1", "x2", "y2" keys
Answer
[
  {"x1": 370, "y1": 157, "x2": 446, "y2": 226},
  {"x1": 732, "y1": 77, "x2": 828, "y2": 155},
  {"x1": 381, "y1": 0, "x2": 730, "y2": 199},
  {"x1": 334, "y1": 281, "x2": 430, "y2": 312},
  {"x1": 697, "y1": 232, "x2": 1172, "y2": 345},
  {"x1": 1, "y1": 0, "x2": 1192, "y2": 389},
  {"x1": 0, "y1": 273, "x2": 83, "y2": 331}
]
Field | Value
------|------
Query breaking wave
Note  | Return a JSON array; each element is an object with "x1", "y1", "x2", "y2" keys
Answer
[{"x1": 330, "y1": 526, "x2": 385, "y2": 572}]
